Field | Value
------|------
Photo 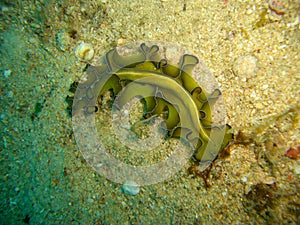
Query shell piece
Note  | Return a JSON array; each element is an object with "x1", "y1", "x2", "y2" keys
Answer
[
  {"x1": 232, "y1": 55, "x2": 258, "y2": 79},
  {"x1": 269, "y1": 0, "x2": 286, "y2": 16},
  {"x1": 121, "y1": 181, "x2": 140, "y2": 196},
  {"x1": 75, "y1": 42, "x2": 94, "y2": 61}
]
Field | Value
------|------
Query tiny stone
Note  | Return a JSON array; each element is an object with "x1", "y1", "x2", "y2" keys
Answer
[
  {"x1": 246, "y1": 9, "x2": 253, "y2": 15},
  {"x1": 121, "y1": 180, "x2": 140, "y2": 196},
  {"x1": 263, "y1": 90, "x2": 269, "y2": 96},
  {"x1": 255, "y1": 102, "x2": 264, "y2": 109},
  {"x1": 7, "y1": 91, "x2": 13, "y2": 98},
  {"x1": 241, "y1": 177, "x2": 248, "y2": 182},
  {"x1": 121, "y1": 201, "x2": 127, "y2": 207},
  {"x1": 3, "y1": 69, "x2": 11, "y2": 78},
  {"x1": 261, "y1": 84, "x2": 269, "y2": 90},
  {"x1": 262, "y1": 176, "x2": 276, "y2": 185},
  {"x1": 250, "y1": 91, "x2": 256, "y2": 98},
  {"x1": 232, "y1": 55, "x2": 258, "y2": 79},
  {"x1": 117, "y1": 38, "x2": 125, "y2": 45},
  {"x1": 295, "y1": 163, "x2": 300, "y2": 175},
  {"x1": 56, "y1": 30, "x2": 71, "y2": 52},
  {"x1": 87, "y1": 198, "x2": 94, "y2": 203}
]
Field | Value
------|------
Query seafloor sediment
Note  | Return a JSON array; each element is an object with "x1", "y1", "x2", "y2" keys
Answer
[{"x1": 0, "y1": 0, "x2": 299, "y2": 224}]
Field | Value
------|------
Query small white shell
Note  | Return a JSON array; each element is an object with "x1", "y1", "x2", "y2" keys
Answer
[
  {"x1": 121, "y1": 180, "x2": 140, "y2": 196},
  {"x1": 232, "y1": 55, "x2": 258, "y2": 79},
  {"x1": 75, "y1": 42, "x2": 94, "y2": 61}
]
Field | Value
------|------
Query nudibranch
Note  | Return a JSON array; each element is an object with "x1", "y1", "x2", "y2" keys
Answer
[{"x1": 73, "y1": 43, "x2": 233, "y2": 162}]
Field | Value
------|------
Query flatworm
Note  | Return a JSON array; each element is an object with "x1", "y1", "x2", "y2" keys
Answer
[{"x1": 73, "y1": 43, "x2": 233, "y2": 162}]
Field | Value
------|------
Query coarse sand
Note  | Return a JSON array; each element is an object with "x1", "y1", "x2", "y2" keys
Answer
[{"x1": 0, "y1": 0, "x2": 299, "y2": 224}]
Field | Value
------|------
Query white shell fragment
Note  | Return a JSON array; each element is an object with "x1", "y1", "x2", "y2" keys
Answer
[
  {"x1": 232, "y1": 55, "x2": 258, "y2": 79},
  {"x1": 75, "y1": 42, "x2": 94, "y2": 61},
  {"x1": 121, "y1": 180, "x2": 140, "y2": 196}
]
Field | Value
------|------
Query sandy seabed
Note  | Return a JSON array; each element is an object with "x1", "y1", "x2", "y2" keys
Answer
[{"x1": 0, "y1": 0, "x2": 299, "y2": 224}]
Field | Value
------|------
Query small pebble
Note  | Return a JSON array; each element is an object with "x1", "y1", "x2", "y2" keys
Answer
[
  {"x1": 250, "y1": 91, "x2": 256, "y2": 98},
  {"x1": 285, "y1": 146, "x2": 300, "y2": 159},
  {"x1": 75, "y1": 42, "x2": 94, "y2": 61},
  {"x1": 261, "y1": 84, "x2": 269, "y2": 90},
  {"x1": 3, "y1": 69, "x2": 11, "y2": 78},
  {"x1": 241, "y1": 177, "x2": 248, "y2": 183},
  {"x1": 87, "y1": 198, "x2": 94, "y2": 203},
  {"x1": 56, "y1": 30, "x2": 71, "y2": 51},
  {"x1": 121, "y1": 180, "x2": 140, "y2": 196},
  {"x1": 117, "y1": 38, "x2": 125, "y2": 45},
  {"x1": 262, "y1": 176, "x2": 276, "y2": 185},
  {"x1": 232, "y1": 55, "x2": 258, "y2": 79},
  {"x1": 255, "y1": 102, "x2": 264, "y2": 110},
  {"x1": 7, "y1": 91, "x2": 14, "y2": 98},
  {"x1": 295, "y1": 163, "x2": 300, "y2": 175}
]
